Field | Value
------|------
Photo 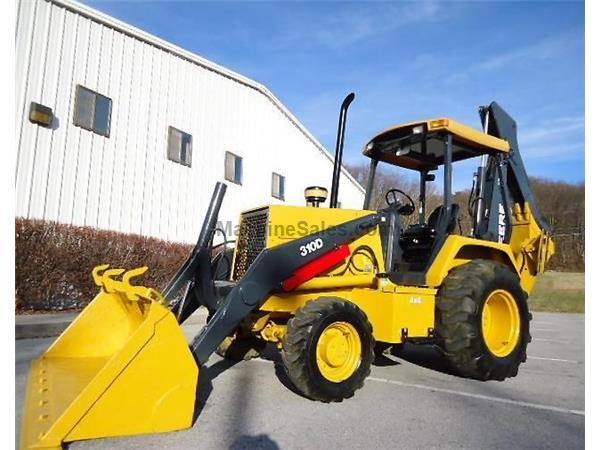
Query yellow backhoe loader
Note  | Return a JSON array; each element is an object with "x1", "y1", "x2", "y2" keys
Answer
[{"x1": 20, "y1": 97, "x2": 554, "y2": 449}]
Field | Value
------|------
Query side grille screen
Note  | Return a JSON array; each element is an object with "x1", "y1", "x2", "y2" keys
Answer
[{"x1": 232, "y1": 208, "x2": 268, "y2": 281}]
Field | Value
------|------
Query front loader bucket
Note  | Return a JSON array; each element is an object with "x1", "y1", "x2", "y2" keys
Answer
[{"x1": 20, "y1": 265, "x2": 199, "y2": 450}]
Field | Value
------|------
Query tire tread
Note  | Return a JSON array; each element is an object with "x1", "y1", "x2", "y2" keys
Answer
[
  {"x1": 436, "y1": 259, "x2": 530, "y2": 381},
  {"x1": 282, "y1": 297, "x2": 374, "y2": 402}
]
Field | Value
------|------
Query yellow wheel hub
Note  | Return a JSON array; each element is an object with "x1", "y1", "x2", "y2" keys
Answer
[
  {"x1": 316, "y1": 322, "x2": 361, "y2": 383},
  {"x1": 481, "y1": 289, "x2": 521, "y2": 357}
]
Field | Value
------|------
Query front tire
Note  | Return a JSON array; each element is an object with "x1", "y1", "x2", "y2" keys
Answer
[
  {"x1": 435, "y1": 259, "x2": 530, "y2": 381},
  {"x1": 282, "y1": 297, "x2": 374, "y2": 402}
]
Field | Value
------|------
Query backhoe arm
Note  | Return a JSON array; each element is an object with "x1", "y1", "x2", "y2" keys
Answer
[
  {"x1": 485, "y1": 102, "x2": 551, "y2": 233},
  {"x1": 474, "y1": 102, "x2": 554, "y2": 275}
]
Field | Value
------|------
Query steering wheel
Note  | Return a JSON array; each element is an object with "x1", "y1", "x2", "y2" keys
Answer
[{"x1": 385, "y1": 189, "x2": 416, "y2": 216}]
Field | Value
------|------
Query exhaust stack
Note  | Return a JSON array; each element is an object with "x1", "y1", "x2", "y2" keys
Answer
[{"x1": 329, "y1": 92, "x2": 355, "y2": 208}]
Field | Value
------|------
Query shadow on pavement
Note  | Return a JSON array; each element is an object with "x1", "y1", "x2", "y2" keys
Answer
[
  {"x1": 394, "y1": 343, "x2": 456, "y2": 376},
  {"x1": 261, "y1": 342, "x2": 458, "y2": 390},
  {"x1": 193, "y1": 358, "x2": 240, "y2": 423},
  {"x1": 260, "y1": 344, "x2": 309, "y2": 399},
  {"x1": 194, "y1": 341, "x2": 458, "y2": 417},
  {"x1": 373, "y1": 353, "x2": 401, "y2": 367},
  {"x1": 230, "y1": 433, "x2": 280, "y2": 450},
  {"x1": 194, "y1": 349, "x2": 280, "y2": 447}
]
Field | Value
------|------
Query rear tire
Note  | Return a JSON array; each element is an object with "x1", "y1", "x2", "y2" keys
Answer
[
  {"x1": 282, "y1": 297, "x2": 374, "y2": 402},
  {"x1": 435, "y1": 259, "x2": 530, "y2": 381}
]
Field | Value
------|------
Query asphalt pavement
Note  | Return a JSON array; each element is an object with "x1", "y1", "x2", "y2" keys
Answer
[{"x1": 15, "y1": 312, "x2": 585, "y2": 449}]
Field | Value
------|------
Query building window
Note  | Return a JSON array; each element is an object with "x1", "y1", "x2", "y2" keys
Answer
[
  {"x1": 225, "y1": 151, "x2": 243, "y2": 184},
  {"x1": 73, "y1": 85, "x2": 112, "y2": 137},
  {"x1": 272, "y1": 173, "x2": 285, "y2": 200},
  {"x1": 167, "y1": 126, "x2": 193, "y2": 167}
]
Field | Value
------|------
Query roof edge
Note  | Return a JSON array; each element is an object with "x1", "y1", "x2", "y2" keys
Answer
[{"x1": 367, "y1": 117, "x2": 510, "y2": 153}]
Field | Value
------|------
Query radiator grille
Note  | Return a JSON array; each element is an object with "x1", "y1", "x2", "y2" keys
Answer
[{"x1": 232, "y1": 208, "x2": 269, "y2": 281}]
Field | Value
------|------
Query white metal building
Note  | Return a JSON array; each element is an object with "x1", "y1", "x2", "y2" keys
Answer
[{"x1": 15, "y1": 0, "x2": 365, "y2": 244}]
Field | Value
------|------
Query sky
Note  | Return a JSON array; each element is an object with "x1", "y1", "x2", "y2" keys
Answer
[{"x1": 84, "y1": 0, "x2": 584, "y2": 190}]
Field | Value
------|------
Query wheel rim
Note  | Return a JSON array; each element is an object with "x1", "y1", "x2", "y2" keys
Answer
[
  {"x1": 316, "y1": 321, "x2": 362, "y2": 382},
  {"x1": 481, "y1": 289, "x2": 521, "y2": 357}
]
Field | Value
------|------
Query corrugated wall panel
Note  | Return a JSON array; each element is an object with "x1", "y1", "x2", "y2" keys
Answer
[
  {"x1": 130, "y1": 42, "x2": 154, "y2": 235},
  {"x1": 15, "y1": 0, "x2": 38, "y2": 173},
  {"x1": 84, "y1": 24, "x2": 113, "y2": 227},
  {"x1": 16, "y1": 0, "x2": 50, "y2": 218},
  {"x1": 57, "y1": 15, "x2": 88, "y2": 224},
  {"x1": 43, "y1": 8, "x2": 76, "y2": 221},
  {"x1": 107, "y1": 32, "x2": 133, "y2": 233},
  {"x1": 148, "y1": 49, "x2": 169, "y2": 238},
  {"x1": 139, "y1": 45, "x2": 162, "y2": 238},
  {"x1": 119, "y1": 38, "x2": 145, "y2": 233},
  {"x1": 28, "y1": 5, "x2": 65, "y2": 219},
  {"x1": 163, "y1": 53, "x2": 180, "y2": 241},
  {"x1": 183, "y1": 60, "x2": 202, "y2": 242},
  {"x1": 180, "y1": 54, "x2": 196, "y2": 241},
  {"x1": 177, "y1": 55, "x2": 194, "y2": 241},
  {"x1": 154, "y1": 50, "x2": 173, "y2": 240},
  {"x1": 71, "y1": 17, "x2": 104, "y2": 226},
  {"x1": 97, "y1": 29, "x2": 123, "y2": 230}
]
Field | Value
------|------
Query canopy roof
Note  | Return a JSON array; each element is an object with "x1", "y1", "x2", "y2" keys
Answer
[{"x1": 363, "y1": 118, "x2": 510, "y2": 171}]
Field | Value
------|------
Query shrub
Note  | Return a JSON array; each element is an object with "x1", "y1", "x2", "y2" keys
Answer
[{"x1": 15, "y1": 218, "x2": 193, "y2": 312}]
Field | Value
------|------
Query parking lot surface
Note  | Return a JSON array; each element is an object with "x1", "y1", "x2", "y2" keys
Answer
[{"x1": 15, "y1": 312, "x2": 584, "y2": 449}]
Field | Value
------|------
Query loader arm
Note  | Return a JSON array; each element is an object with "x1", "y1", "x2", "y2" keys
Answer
[
  {"x1": 189, "y1": 212, "x2": 383, "y2": 364},
  {"x1": 163, "y1": 182, "x2": 227, "y2": 322}
]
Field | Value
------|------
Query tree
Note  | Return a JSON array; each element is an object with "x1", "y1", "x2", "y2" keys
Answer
[{"x1": 347, "y1": 163, "x2": 442, "y2": 224}]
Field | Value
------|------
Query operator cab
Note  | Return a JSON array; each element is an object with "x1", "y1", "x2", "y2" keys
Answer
[{"x1": 362, "y1": 118, "x2": 510, "y2": 285}]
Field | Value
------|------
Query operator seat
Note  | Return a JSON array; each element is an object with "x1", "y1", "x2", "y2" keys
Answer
[
  {"x1": 399, "y1": 204, "x2": 459, "y2": 270},
  {"x1": 426, "y1": 204, "x2": 459, "y2": 234}
]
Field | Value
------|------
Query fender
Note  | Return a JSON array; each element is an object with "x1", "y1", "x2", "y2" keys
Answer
[{"x1": 425, "y1": 235, "x2": 519, "y2": 288}]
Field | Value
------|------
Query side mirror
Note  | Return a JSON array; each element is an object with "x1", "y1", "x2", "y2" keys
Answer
[{"x1": 425, "y1": 174, "x2": 436, "y2": 182}]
